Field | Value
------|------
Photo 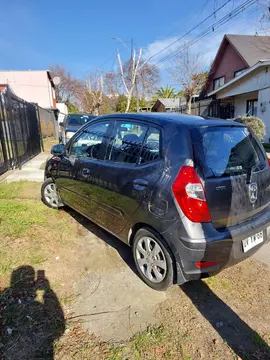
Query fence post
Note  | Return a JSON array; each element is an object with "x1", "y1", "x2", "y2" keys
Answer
[
  {"x1": 6, "y1": 90, "x2": 21, "y2": 169},
  {"x1": 53, "y1": 109, "x2": 59, "y2": 140},
  {"x1": 0, "y1": 94, "x2": 12, "y2": 167}
]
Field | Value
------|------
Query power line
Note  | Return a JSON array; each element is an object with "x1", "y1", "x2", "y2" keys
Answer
[
  {"x1": 145, "y1": 0, "x2": 232, "y2": 63},
  {"x1": 161, "y1": 0, "x2": 212, "y2": 41},
  {"x1": 154, "y1": 0, "x2": 257, "y2": 67}
]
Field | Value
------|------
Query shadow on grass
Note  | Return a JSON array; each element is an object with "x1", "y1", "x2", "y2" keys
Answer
[
  {"x1": 181, "y1": 281, "x2": 270, "y2": 359},
  {"x1": 0, "y1": 266, "x2": 65, "y2": 360}
]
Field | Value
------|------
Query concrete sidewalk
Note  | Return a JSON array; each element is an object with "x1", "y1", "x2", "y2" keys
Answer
[{"x1": 5, "y1": 152, "x2": 50, "y2": 182}]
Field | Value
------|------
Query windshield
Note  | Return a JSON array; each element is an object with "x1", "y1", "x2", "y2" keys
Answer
[
  {"x1": 66, "y1": 114, "x2": 95, "y2": 126},
  {"x1": 191, "y1": 126, "x2": 266, "y2": 178}
]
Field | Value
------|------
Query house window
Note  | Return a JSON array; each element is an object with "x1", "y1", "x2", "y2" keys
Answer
[
  {"x1": 246, "y1": 99, "x2": 258, "y2": 117},
  {"x1": 234, "y1": 68, "x2": 247, "y2": 77},
  {"x1": 213, "y1": 76, "x2": 225, "y2": 90}
]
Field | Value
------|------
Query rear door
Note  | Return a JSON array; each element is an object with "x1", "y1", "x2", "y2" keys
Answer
[
  {"x1": 191, "y1": 125, "x2": 270, "y2": 228},
  {"x1": 92, "y1": 119, "x2": 164, "y2": 234}
]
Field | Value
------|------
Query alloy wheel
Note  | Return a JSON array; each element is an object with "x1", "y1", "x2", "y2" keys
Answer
[
  {"x1": 135, "y1": 236, "x2": 167, "y2": 283},
  {"x1": 44, "y1": 183, "x2": 59, "y2": 208}
]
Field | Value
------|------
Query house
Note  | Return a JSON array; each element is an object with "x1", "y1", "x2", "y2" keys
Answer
[
  {"x1": 0, "y1": 70, "x2": 57, "y2": 109},
  {"x1": 204, "y1": 34, "x2": 270, "y2": 139},
  {"x1": 152, "y1": 98, "x2": 186, "y2": 112}
]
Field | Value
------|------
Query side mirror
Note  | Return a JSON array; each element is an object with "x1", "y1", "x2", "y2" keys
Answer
[
  {"x1": 59, "y1": 122, "x2": 64, "y2": 127},
  {"x1": 51, "y1": 144, "x2": 65, "y2": 156}
]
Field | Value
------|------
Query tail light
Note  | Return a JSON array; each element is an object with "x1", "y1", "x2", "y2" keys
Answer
[
  {"x1": 268, "y1": 158, "x2": 270, "y2": 167},
  {"x1": 172, "y1": 166, "x2": 211, "y2": 223}
]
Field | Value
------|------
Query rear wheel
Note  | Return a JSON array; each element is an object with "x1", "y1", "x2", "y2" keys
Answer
[
  {"x1": 41, "y1": 178, "x2": 62, "y2": 209},
  {"x1": 132, "y1": 228, "x2": 174, "y2": 291}
]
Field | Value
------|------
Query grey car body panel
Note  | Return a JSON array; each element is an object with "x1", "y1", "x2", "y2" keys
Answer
[{"x1": 45, "y1": 113, "x2": 270, "y2": 285}]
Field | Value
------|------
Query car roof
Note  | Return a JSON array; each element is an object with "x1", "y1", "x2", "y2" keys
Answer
[
  {"x1": 97, "y1": 112, "x2": 244, "y2": 128},
  {"x1": 67, "y1": 113, "x2": 95, "y2": 117}
]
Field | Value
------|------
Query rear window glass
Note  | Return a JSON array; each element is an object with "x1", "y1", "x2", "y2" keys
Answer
[
  {"x1": 191, "y1": 126, "x2": 266, "y2": 178},
  {"x1": 66, "y1": 114, "x2": 95, "y2": 126}
]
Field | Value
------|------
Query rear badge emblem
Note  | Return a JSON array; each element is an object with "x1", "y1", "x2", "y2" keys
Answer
[{"x1": 249, "y1": 182, "x2": 258, "y2": 204}]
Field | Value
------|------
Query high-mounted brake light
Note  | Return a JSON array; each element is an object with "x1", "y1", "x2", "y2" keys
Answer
[{"x1": 172, "y1": 166, "x2": 211, "y2": 223}]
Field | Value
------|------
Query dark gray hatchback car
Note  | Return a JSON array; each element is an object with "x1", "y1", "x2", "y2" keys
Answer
[{"x1": 41, "y1": 113, "x2": 270, "y2": 290}]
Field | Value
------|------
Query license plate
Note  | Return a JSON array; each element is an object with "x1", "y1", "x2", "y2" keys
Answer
[{"x1": 242, "y1": 232, "x2": 264, "y2": 253}]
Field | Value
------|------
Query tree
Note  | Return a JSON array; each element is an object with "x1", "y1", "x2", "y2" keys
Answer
[
  {"x1": 168, "y1": 48, "x2": 208, "y2": 114},
  {"x1": 122, "y1": 58, "x2": 160, "y2": 111},
  {"x1": 117, "y1": 49, "x2": 142, "y2": 112},
  {"x1": 234, "y1": 116, "x2": 266, "y2": 140},
  {"x1": 79, "y1": 73, "x2": 104, "y2": 115},
  {"x1": 49, "y1": 65, "x2": 82, "y2": 105},
  {"x1": 115, "y1": 94, "x2": 147, "y2": 113},
  {"x1": 65, "y1": 99, "x2": 79, "y2": 113},
  {"x1": 156, "y1": 86, "x2": 178, "y2": 98}
]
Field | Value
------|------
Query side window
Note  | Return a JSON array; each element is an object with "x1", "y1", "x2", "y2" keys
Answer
[
  {"x1": 139, "y1": 127, "x2": 161, "y2": 164},
  {"x1": 108, "y1": 121, "x2": 147, "y2": 164},
  {"x1": 70, "y1": 121, "x2": 110, "y2": 160}
]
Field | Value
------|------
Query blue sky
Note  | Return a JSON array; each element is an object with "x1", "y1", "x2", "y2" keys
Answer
[{"x1": 0, "y1": 0, "x2": 267, "y2": 83}]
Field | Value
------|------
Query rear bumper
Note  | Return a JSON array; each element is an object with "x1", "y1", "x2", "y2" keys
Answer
[{"x1": 164, "y1": 207, "x2": 270, "y2": 284}]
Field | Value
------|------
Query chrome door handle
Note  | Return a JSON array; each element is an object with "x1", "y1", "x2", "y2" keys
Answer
[
  {"x1": 82, "y1": 168, "x2": 90, "y2": 178},
  {"x1": 133, "y1": 178, "x2": 148, "y2": 190}
]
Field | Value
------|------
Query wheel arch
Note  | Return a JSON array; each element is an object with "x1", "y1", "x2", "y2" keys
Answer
[{"x1": 129, "y1": 222, "x2": 178, "y2": 283}]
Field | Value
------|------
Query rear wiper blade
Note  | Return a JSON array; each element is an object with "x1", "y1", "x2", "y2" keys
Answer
[{"x1": 246, "y1": 160, "x2": 265, "y2": 184}]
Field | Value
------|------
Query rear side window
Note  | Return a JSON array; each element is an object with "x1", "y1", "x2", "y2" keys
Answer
[
  {"x1": 107, "y1": 122, "x2": 161, "y2": 165},
  {"x1": 108, "y1": 122, "x2": 147, "y2": 164},
  {"x1": 191, "y1": 126, "x2": 266, "y2": 178},
  {"x1": 139, "y1": 127, "x2": 161, "y2": 164}
]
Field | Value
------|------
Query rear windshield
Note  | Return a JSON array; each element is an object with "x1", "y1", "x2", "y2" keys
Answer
[
  {"x1": 66, "y1": 114, "x2": 95, "y2": 126},
  {"x1": 191, "y1": 126, "x2": 266, "y2": 178}
]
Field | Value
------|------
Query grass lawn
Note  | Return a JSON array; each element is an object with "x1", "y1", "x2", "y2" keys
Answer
[
  {"x1": 43, "y1": 137, "x2": 58, "y2": 153},
  {"x1": 0, "y1": 181, "x2": 269, "y2": 360}
]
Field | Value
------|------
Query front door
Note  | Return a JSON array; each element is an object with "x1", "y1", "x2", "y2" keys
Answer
[{"x1": 56, "y1": 119, "x2": 112, "y2": 217}]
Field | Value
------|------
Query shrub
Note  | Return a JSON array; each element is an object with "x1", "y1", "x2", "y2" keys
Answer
[{"x1": 233, "y1": 116, "x2": 266, "y2": 140}]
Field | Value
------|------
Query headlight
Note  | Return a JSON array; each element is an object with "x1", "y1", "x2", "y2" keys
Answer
[{"x1": 66, "y1": 131, "x2": 75, "y2": 139}]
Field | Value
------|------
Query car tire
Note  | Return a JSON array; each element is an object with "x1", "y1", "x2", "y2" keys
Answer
[
  {"x1": 132, "y1": 227, "x2": 175, "y2": 291},
  {"x1": 41, "y1": 178, "x2": 62, "y2": 209}
]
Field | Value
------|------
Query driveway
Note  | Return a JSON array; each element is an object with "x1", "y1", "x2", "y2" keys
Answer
[
  {"x1": 1, "y1": 180, "x2": 269, "y2": 359},
  {"x1": 253, "y1": 241, "x2": 270, "y2": 267}
]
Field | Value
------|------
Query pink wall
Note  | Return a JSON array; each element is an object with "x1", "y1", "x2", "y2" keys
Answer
[{"x1": 207, "y1": 42, "x2": 247, "y2": 93}]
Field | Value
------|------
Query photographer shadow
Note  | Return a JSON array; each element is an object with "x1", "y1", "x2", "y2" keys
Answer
[{"x1": 0, "y1": 266, "x2": 65, "y2": 360}]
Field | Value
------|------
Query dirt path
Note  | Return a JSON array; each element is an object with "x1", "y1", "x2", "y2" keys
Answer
[{"x1": 1, "y1": 182, "x2": 269, "y2": 359}]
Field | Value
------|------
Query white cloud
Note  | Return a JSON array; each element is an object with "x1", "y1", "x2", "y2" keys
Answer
[
  {"x1": 146, "y1": 37, "x2": 179, "y2": 61},
  {"x1": 145, "y1": 1, "x2": 267, "y2": 69}
]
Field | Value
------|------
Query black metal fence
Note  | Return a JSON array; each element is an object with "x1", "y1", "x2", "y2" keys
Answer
[{"x1": 0, "y1": 86, "x2": 41, "y2": 175}]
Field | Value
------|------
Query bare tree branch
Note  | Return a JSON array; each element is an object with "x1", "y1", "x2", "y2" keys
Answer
[{"x1": 167, "y1": 47, "x2": 208, "y2": 114}]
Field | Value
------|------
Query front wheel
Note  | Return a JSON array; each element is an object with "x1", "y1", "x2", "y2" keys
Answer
[
  {"x1": 41, "y1": 178, "x2": 62, "y2": 209},
  {"x1": 132, "y1": 228, "x2": 175, "y2": 291}
]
